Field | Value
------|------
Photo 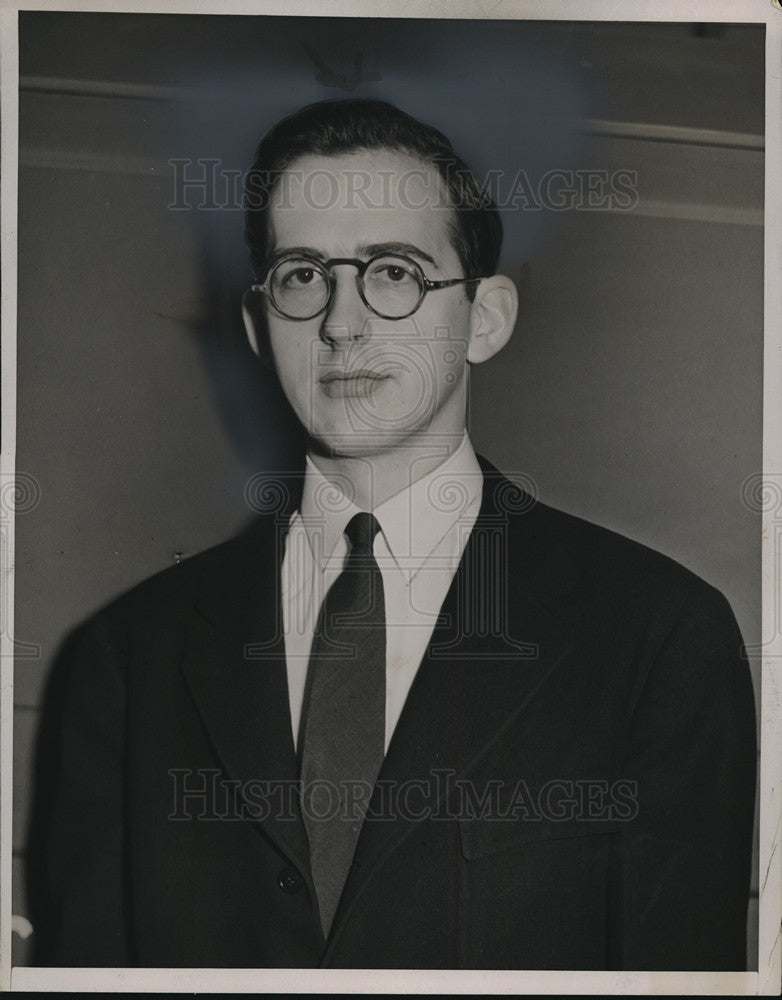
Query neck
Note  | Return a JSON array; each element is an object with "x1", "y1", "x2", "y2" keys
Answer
[{"x1": 306, "y1": 431, "x2": 466, "y2": 511}]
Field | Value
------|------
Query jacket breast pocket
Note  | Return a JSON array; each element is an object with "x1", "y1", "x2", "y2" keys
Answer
[{"x1": 457, "y1": 818, "x2": 621, "y2": 969}]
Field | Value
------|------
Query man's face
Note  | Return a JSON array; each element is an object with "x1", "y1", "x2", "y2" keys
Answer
[{"x1": 261, "y1": 149, "x2": 474, "y2": 459}]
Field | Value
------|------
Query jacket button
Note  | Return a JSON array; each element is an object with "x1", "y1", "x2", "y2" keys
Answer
[{"x1": 277, "y1": 868, "x2": 302, "y2": 894}]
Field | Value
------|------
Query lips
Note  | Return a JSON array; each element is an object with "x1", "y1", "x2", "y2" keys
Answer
[
  {"x1": 319, "y1": 368, "x2": 390, "y2": 398},
  {"x1": 320, "y1": 369, "x2": 389, "y2": 384}
]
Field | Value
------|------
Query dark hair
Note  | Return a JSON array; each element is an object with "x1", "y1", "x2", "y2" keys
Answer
[{"x1": 243, "y1": 99, "x2": 503, "y2": 291}]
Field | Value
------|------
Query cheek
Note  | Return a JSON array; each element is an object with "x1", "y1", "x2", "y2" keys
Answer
[
  {"x1": 267, "y1": 328, "x2": 310, "y2": 391},
  {"x1": 438, "y1": 329, "x2": 469, "y2": 367},
  {"x1": 428, "y1": 341, "x2": 469, "y2": 410},
  {"x1": 424, "y1": 306, "x2": 471, "y2": 384}
]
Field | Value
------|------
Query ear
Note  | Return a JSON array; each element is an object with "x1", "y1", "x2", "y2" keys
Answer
[
  {"x1": 241, "y1": 287, "x2": 272, "y2": 365},
  {"x1": 466, "y1": 271, "x2": 522, "y2": 365}
]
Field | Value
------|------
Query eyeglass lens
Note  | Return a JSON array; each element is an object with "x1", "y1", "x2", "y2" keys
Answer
[{"x1": 269, "y1": 255, "x2": 423, "y2": 319}]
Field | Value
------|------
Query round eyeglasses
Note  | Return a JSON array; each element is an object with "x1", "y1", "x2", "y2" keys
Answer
[{"x1": 249, "y1": 252, "x2": 483, "y2": 321}]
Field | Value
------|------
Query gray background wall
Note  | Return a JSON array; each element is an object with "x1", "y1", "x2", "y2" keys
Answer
[{"x1": 11, "y1": 13, "x2": 764, "y2": 967}]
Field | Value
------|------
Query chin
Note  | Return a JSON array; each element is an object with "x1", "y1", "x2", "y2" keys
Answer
[{"x1": 306, "y1": 425, "x2": 414, "y2": 461}]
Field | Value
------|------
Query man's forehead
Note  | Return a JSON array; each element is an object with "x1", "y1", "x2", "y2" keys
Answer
[{"x1": 267, "y1": 149, "x2": 455, "y2": 260}]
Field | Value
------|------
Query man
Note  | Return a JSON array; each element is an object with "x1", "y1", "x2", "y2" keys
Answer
[{"x1": 31, "y1": 99, "x2": 756, "y2": 970}]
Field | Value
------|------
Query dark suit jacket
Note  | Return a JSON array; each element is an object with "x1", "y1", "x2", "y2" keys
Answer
[{"x1": 29, "y1": 459, "x2": 756, "y2": 969}]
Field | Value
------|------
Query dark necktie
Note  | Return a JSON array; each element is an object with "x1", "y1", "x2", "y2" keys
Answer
[{"x1": 299, "y1": 512, "x2": 386, "y2": 936}]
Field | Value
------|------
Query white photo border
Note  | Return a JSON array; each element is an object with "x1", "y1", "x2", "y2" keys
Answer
[{"x1": 1, "y1": 0, "x2": 779, "y2": 994}]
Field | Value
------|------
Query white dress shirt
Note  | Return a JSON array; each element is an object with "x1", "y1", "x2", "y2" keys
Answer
[{"x1": 281, "y1": 434, "x2": 483, "y2": 752}]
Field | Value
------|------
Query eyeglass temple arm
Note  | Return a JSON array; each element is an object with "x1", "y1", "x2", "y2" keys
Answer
[{"x1": 423, "y1": 276, "x2": 485, "y2": 290}]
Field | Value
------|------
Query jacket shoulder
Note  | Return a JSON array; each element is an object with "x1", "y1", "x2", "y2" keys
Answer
[{"x1": 480, "y1": 462, "x2": 735, "y2": 629}]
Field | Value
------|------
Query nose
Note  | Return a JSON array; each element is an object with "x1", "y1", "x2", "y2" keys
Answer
[{"x1": 319, "y1": 264, "x2": 369, "y2": 346}]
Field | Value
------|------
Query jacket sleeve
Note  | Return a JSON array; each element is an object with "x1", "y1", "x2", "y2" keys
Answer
[
  {"x1": 609, "y1": 584, "x2": 757, "y2": 970},
  {"x1": 28, "y1": 611, "x2": 131, "y2": 966}
]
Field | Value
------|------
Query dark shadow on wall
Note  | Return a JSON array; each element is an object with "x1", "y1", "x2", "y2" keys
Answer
[{"x1": 192, "y1": 234, "x2": 305, "y2": 485}]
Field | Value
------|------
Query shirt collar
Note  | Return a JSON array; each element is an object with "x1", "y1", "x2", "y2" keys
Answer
[{"x1": 298, "y1": 434, "x2": 482, "y2": 576}]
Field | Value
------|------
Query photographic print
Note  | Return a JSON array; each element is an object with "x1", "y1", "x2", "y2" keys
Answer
[{"x1": 1, "y1": 1, "x2": 778, "y2": 993}]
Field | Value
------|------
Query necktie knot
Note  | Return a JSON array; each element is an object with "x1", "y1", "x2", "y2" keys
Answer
[{"x1": 345, "y1": 512, "x2": 381, "y2": 554}]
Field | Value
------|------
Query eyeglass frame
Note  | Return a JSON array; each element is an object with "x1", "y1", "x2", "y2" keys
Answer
[{"x1": 248, "y1": 251, "x2": 484, "y2": 321}]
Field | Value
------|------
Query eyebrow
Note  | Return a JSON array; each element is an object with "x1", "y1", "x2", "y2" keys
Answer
[
  {"x1": 267, "y1": 246, "x2": 327, "y2": 268},
  {"x1": 267, "y1": 242, "x2": 437, "y2": 269},
  {"x1": 358, "y1": 242, "x2": 437, "y2": 266}
]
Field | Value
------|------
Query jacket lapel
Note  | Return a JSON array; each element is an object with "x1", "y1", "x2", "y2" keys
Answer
[{"x1": 179, "y1": 482, "x2": 314, "y2": 881}]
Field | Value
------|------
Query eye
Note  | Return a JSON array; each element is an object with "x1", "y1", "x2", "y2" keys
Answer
[
  {"x1": 272, "y1": 259, "x2": 328, "y2": 292},
  {"x1": 370, "y1": 260, "x2": 419, "y2": 285},
  {"x1": 285, "y1": 267, "x2": 318, "y2": 286}
]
